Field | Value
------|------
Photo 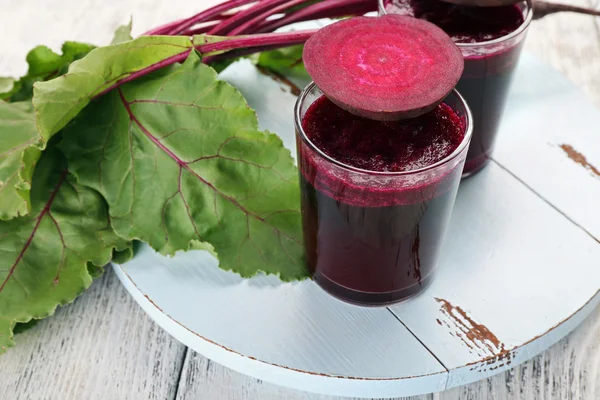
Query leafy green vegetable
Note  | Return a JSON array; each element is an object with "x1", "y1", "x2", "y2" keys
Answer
[
  {"x1": 60, "y1": 53, "x2": 307, "y2": 280},
  {"x1": 111, "y1": 19, "x2": 134, "y2": 45},
  {"x1": 2, "y1": 42, "x2": 95, "y2": 103},
  {"x1": 0, "y1": 145, "x2": 131, "y2": 354},
  {"x1": 12, "y1": 319, "x2": 38, "y2": 335},
  {"x1": 0, "y1": 41, "x2": 95, "y2": 221},
  {"x1": 32, "y1": 32, "x2": 302, "y2": 142},
  {"x1": 255, "y1": 45, "x2": 309, "y2": 81},
  {"x1": 33, "y1": 36, "x2": 194, "y2": 141},
  {"x1": 1, "y1": 25, "x2": 312, "y2": 353},
  {"x1": 0, "y1": 101, "x2": 43, "y2": 220},
  {"x1": 0, "y1": 77, "x2": 17, "y2": 100}
]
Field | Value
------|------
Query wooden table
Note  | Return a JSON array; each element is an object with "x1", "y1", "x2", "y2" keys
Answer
[{"x1": 1, "y1": 1, "x2": 600, "y2": 398}]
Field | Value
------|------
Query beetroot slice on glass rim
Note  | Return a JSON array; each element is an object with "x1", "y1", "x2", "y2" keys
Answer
[{"x1": 303, "y1": 15, "x2": 464, "y2": 121}]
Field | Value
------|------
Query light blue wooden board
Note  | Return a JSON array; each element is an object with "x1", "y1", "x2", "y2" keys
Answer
[
  {"x1": 115, "y1": 54, "x2": 600, "y2": 398},
  {"x1": 495, "y1": 54, "x2": 600, "y2": 240}
]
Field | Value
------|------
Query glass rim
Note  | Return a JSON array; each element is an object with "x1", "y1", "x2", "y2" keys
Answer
[
  {"x1": 294, "y1": 82, "x2": 474, "y2": 177},
  {"x1": 378, "y1": 0, "x2": 533, "y2": 48}
]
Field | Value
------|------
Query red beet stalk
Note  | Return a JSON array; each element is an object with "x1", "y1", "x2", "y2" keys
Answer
[
  {"x1": 202, "y1": 43, "x2": 296, "y2": 64},
  {"x1": 227, "y1": 0, "x2": 311, "y2": 35},
  {"x1": 208, "y1": 0, "x2": 297, "y2": 35},
  {"x1": 168, "y1": 0, "x2": 259, "y2": 35},
  {"x1": 200, "y1": 29, "x2": 317, "y2": 53},
  {"x1": 94, "y1": 29, "x2": 317, "y2": 99},
  {"x1": 257, "y1": 0, "x2": 374, "y2": 33},
  {"x1": 149, "y1": 0, "x2": 376, "y2": 38}
]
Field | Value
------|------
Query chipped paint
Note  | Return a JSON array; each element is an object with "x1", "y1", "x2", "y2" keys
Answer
[
  {"x1": 435, "y1": 298, "x2": 512, "y2": 365},
  {"x1": 559, "y1": 144, "x2": 600, "y2": 178}
]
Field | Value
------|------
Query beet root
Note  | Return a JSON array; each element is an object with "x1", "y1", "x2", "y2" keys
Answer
[{"x1": 303, "y1": 15, "x2": 464, "y2": 121}]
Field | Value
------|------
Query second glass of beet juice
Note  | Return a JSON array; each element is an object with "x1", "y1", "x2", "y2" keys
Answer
[
  {"x1": 380, "y1": 0, "x2": 533, "y2": 176},
  {"x1": 295, "y1": 84, "x2": 473, "y2": 306}
]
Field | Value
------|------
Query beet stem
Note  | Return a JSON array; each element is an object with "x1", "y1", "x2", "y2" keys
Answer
[
  {"x1": 143, "y1": 18, "x2": 187, "y2": 35},
  {"x1": 95, "y1": 50, "x2": 193, "y2": 98},
  {"x1": 534, "y1": 1, "x2": 600, "y2": 19},
  {"x1": 257, "y1": 0, "x2": 376, "y2": 33},
  {"x1": 182, "y1": 21, "x2": 221, "y2": 36},
  {"x1": 144, "y1": 0, "x2": 376, "y2": 37},
  {"x1": 198, "y1": 29, "x2": 317, "y2": 53},
  {"x1": 228, "y1": 0, "x2": 312, "y2": 35},
  {"x1": 208, "y1": 0, "x2": 297, "y2": 35},
  {"x1": 203, "y1": 43, "x2": 296, "y2": 63},
  {"x1": 169, "y1": 0, "x2": 259, "y2": 35},
  {"x1": 93, "y1": 30, "x2": 317, "y2": 100}
]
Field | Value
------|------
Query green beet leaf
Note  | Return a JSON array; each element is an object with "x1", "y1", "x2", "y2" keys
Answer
[
  {"x1": 0, "y1": 42, "x2": 96, "y2": 220},
  {"x1": 0, "y1": 145, "x2": 131, "y2": 354},
  {"x1": 2, "y1": 42, "x2": 95, "y2": 103},
  {"x1": 111, "y1": 19, "x2": 134, "y2": 45},
  {"x1": 255, "y1": 45, "x2": 309, "y2": 81},
  {"x1": 32, "y1": 34, "x2": 244, "y2": 143},
  {"x1": 0, "y1": 77, "x2": 18, "y2": 100},
  {"x1": 12, "y1": 319, "x2": 38, "y2": 335},
  {"x1": 60, "y1": 53, "x2": 307, "y2": 281},
  {"x1": 33, "y1": 36, "x2": 194, "y2": 141},
  {"x1": 0, "y1": 101, "x2": 43, "y2": 220}
]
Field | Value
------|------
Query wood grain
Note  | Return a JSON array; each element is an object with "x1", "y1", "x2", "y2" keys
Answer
[
  {"x1": 175, "y1": 307, "x2": 600, "y2": 399},
  {"x1": 0, "y1": 270, "x2": 187, "y2": 400},
  {"x1": 439, "y1": 304, "x2": 600, "y2": 400},
  {"x1": 525, "y1": 0, "x2": 600, "y2": 106},
  {"x1": 175, "y1": 349, "x2": 435, "y2": 400}
]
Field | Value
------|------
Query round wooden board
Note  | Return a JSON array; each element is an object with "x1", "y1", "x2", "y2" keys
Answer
[{"x1": 114, "y1": 53, "x2": 600, "y2": 398}]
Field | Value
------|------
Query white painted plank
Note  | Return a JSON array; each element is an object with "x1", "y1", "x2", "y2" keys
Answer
[
  {"x1": 175, "y1": 350, "x2": 434, "y2": 400},
  {"x1": 0, "y1": 270, "x2": 186, "y2": 400},
  {"x1": 494, "y1": 53, "x2": 600, "y2": 242},
  {"x1": 172, "y1": 306, "x2": 600, "y2": 400},
  {"x1": 524, "y1": 0, "x2": 600, "y2": 108},
  {"x1": 495, "y1": 0, "x2": 600, "y2": 242},
  {"x1": 115, "y1": 251, "x2": 448, "y2": 398},
  {"x1": 438, "y1": 304, "x2": 600, "y2": 400}
]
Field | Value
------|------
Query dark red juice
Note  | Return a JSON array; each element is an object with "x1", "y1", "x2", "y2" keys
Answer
[
  {"x1": 297, "y1": 95, "x2": 466, "y2": 305},
  {"x1": 458, "y1": 48, "x2": 524, "y2": 174},
  {"x1": 383, "y1": 0, "x2": 529, "y2": 176}
]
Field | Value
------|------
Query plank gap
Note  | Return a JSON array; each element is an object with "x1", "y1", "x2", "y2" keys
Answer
[
  {"x1": 491, "y1": 159, "x2": 600, "y2": 244},
  {"x1": 386, "y1": 308, "x2": 451, "y2": 377},
  {"x1": 172, "y1": 347, "x2": 190, "y2": 400}
]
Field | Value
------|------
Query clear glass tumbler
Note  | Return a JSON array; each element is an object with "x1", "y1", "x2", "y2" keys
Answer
[
  {"x1": 295, "y1": 83, "x2": 473, "y2": 306},
  {"x1": 379, "y1": 0, "x2": 532, "y2": 177}
]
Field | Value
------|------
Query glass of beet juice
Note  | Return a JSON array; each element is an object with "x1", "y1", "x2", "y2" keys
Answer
[
  {"x1": 380, "y1": 0, "x2": 533, "y2": 176},
  {"x1": 295, "y1": 83, "x2": 473, "y2": 306}
]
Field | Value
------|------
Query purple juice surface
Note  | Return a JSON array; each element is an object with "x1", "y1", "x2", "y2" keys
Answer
[
  {"x1": 384, "y1": 0, "x2": 523, "y2": 43},
  {"x1": 297, "y1": 95, "x2": 465, "y2": 305},
  {"x1": 304, "y1": 95, "x2": 464, "y2": 174},
  {"x1": 384, "y1": 0, "x2": 528, "y2": 175}
]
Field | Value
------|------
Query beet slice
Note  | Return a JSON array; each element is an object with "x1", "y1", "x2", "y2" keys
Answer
[{"x1": 303, "y1": 15, "x2": 464, "y2": 121}]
